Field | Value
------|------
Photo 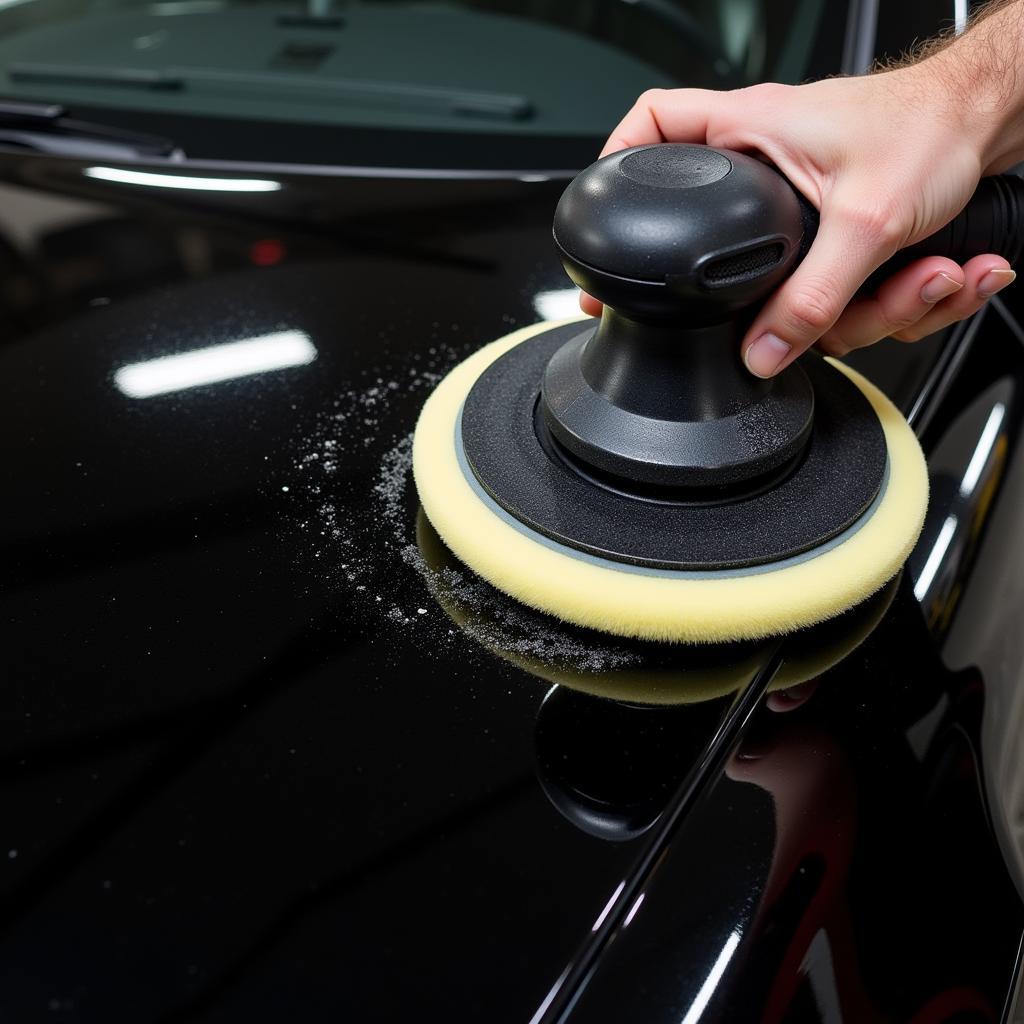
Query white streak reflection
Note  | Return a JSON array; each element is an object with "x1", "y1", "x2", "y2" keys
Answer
[
  {"x1": 913, "y1": 515, "x2": 958, "y2": 601},
  {"x1": 960, "y1": 402, "x2": 1005, "y2": 496},
  {"x1": 532, "y1": 288, "x2": 582, "y2": 322},
  {"x1": 622, "y1": 891, "x2": 645, "y2": 927},
  {"x1": 954, "y1": 0, "x2": 968, "y2": 34},
  {"x1": 114, "y1": 330, "x2": 316, "y2": 398},
  {"x1": 527, "y1": 965, "x2": 571, "y2": 1024},
  {"x1": 85, "y1": 167, "x2": 282, "y2": 192},
  {"x1": 679, "y1": 930, "x2": 742, "y2": 1024},
  {"x1": 592, "y1": 880, "x2": 625, "y2": 932}
]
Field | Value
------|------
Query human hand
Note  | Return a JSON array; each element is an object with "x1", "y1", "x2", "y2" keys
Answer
[{"x1": 583, "y1": 64, "x2": 1017, "y2": 376}]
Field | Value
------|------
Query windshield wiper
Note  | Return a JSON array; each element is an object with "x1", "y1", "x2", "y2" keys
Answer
[
  {"x1": 0, "y1": 99, "x2": 181, "y2": 160},
  {"x1": 9, "y1": 63, "x2": 533, "y2": 121}
]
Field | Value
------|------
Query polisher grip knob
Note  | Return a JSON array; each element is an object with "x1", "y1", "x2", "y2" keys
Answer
[
  {"x1": 547, "y1": 143, "x2": 818, "y2": 489},
  {"x1": 796, "y1": 174, "x2": 1024, "y2": 286},
  {"x1": 554, "y1": 144, "x2": 807, "y2": 324}
]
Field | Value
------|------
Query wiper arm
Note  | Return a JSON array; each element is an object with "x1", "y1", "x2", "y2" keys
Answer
[
  {"x1": 9, "y1": 63, "x2": 533, "y2": 121},
  {"x1": 0, "y1": 98, "x2": 182, "y2": 160}
]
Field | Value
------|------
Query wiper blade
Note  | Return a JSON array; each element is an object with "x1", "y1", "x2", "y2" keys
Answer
[
  {"x1": 0, "y1": 98, "x2": 181, "y2": 159},
  {"x1": 9, "y1": 63, "x2": 533, "y2": 121}
]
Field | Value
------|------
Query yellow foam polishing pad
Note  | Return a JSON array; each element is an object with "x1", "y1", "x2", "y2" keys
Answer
[
  {"x1": 415, "y1": 509, "x2": 898, "y2": 705},
  {"x1": 412, "y1": 320, "x2": 928, "y2": 643}
]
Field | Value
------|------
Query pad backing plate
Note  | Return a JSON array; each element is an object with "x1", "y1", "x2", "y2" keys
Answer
[{"x1": 461, "y1": 321, "x2": 887, "y2": 570}]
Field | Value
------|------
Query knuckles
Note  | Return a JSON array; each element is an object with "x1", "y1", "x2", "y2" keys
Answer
[
  {"x1": 736, "y1": 82, "x2": 791, "y2": 107},
  {"x1": 830, "y1": 196, "x2": 905, "y2": 252},
  {"x1": 783, "y1": 279, "x2": 839, "y2": 337},
  {"x1": 891, "y1": 325, "x2": 929, "y2": 342},
  {"x1": 877, "y1": 307, "x2": 918, "y2": 336},
  {"x1": 637, "y1": 87, "x2": 668, "y2": 108}
]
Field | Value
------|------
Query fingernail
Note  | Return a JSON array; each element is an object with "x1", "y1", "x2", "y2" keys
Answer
[
  {"x1": 743, "y1": 333, "x2": 791, "y2": 378},
  {"x1": 920, "y1": 272, "x2": 963, "y2": 304},
  {"x1": 978, "y1": 268, "x2": 1016, "y2": 298}
]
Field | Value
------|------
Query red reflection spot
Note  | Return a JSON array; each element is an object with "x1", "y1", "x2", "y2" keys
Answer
[{"x1": 250, "y1": 239, "x2": 286, "y2": 266}]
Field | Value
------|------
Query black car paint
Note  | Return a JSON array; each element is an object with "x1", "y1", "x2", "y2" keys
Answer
[
  {"x1": 2, "y1": 142, "x2": 1024, "y2": 1023},
  {"x1": 4, "y1": 2, "x2": 1024, "y2": 1015}
]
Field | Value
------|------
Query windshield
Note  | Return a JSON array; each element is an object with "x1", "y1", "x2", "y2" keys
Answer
[{"x1": 0, "y1": 0, "x2": 848, "y2": 169}]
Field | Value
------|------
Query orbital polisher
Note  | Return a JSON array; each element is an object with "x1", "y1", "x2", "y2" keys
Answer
[{"x1": 413, "y1": 144, "x2": 1024, "y2": 642}]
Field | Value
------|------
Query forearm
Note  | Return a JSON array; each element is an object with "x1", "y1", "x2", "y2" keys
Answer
[{"x1": 912, "y1": 0, "x2": 1024, "y2": 173}]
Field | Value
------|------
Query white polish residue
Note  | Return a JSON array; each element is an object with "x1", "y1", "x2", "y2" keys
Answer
[{"x1": 275, "y1": 340, "x2": 639, "y2": 673}]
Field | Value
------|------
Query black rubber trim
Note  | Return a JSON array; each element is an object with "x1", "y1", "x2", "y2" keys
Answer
[{"x1": 461, "y1": 322, "x2": 888, "y2": 571}]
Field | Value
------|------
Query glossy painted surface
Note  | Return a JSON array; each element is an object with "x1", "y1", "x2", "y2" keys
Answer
[{"x1": 2, "y1": 141, "x2": 1024, "y2": 1024}]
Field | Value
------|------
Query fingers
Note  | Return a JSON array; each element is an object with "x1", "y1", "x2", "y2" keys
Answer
[
  {"x1": 740, "y1": 198, "x2": 901, "y2": 377},
  {"x1": 817, "y1": 257, "x2": 965, "y2": 357},
  {"x1": 818, "y1": 254, "x2": 1016, "y2": 354},
  {"x1": 888, "y1": 255, "x2": 1014, "y2": 342},
  {"x1": 584, "y1": 255, "x2": 1015, "y2": 349},
  {"x1": 600, "y1": 88, "x2": 721, "y2": 157}
]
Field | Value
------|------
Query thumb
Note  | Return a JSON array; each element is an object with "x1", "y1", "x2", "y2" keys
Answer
[{"x1": 740, "y1": 198, "x2": 901, "y2": 377}]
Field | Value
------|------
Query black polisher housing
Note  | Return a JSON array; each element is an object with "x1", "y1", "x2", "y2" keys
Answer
[
  {"x1": 547, "y1": 144, "x2": 817, "y2": 491},
  {"x1": 460, "y1": 144, "x2": 1023, "y2": 570}
]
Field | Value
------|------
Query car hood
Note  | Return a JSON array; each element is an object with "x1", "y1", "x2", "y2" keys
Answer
[{"x1": 1, "y1": 152, "x2": 1023, "y2": 1022}]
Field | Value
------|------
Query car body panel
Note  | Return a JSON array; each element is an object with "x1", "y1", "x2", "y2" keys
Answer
[
  {"x1": 5, "y1": 1, "x2": 1024, "y2": 1018},
  {"x1": 2, "y1": 148, "x2": 1024, "y2": 1022}
]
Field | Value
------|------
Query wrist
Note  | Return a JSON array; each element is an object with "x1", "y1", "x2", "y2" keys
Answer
[
  {"x1": 927, "y1": 56, "x2": 1018, "y2": 174},
  {"x1": 923, "y1": 3, "x2": 1024, "y2": 173}
]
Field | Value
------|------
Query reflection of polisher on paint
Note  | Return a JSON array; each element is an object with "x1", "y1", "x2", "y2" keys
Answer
[
  {"x1": 417, "y1": 508, "x2": 897, "y2": 707},
  {"x1": 723, "y1": 707, "x2": 861, "y2": 1022},
  {"x1": 531, "y1": 651, "x2": 1003, "y2": 1022},
  {"x1": 716, "y1": 672, "x2": 1001, "y2": 1023},
  {"x1": 528, "y1": 670, "x2": 833, "y2": 847},
  {"x1": 414, "y1": 144, "x2": 1023, "y2": 643}
]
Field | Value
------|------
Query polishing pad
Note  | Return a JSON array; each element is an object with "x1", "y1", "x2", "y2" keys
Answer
[
  {"x1": 415, "y1": 508, "x2": 899, "y2": 704},
  {"x1": 413, "y1": 319, "x2": 928, "y2": 643}
]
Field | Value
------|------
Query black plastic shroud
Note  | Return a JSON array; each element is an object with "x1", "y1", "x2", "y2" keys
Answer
[{"x1": 461, "y1": 323, "x2": 888, "y2": 571}]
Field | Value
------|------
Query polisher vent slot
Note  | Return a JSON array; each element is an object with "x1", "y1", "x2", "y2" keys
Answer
[{"x1": 702, "y1": 243, "x2": 784, "y2": 286}]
